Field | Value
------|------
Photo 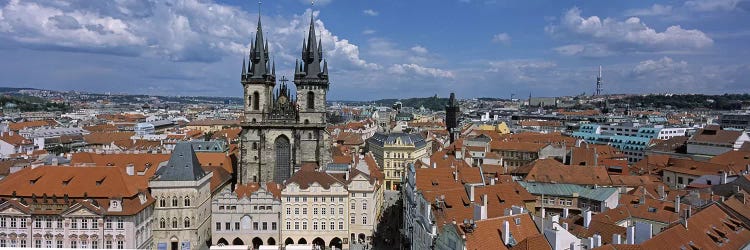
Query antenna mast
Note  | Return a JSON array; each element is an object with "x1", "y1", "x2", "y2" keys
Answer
[{"x1": 595, "y1": 65, "x2": 603, "y2": 96}]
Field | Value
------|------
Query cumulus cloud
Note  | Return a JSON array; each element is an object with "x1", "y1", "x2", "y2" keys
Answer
[
  {"x1": 685, "y1": 0, "x2": 745, "y2": 12},
  {"x1": 625, "y1": 4, "x2": 673, "y2": 16},
  {"x1": 632, "y1": 56, "x2": 688, "y2": 76},
  {"x1": 363, "y1": 9, "x2": 378, "y2": 16},
  {"x1": 547, "y1": 7, "x2": 713, "y2": 53},
  {"x1": 492, "y1": 33, "x2": 511, "y2": 44},
  {"x1": 488, "y1": 59, "x2": 556, "y2": 81},
  {"x1": 410, "y1": 45, "x2": 428, "y2": 54},
  {"x1": 388, "y1": 64, "x2": 454, "y2": 79}
]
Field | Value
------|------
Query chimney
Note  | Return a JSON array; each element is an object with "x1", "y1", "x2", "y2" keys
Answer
[
  {"x1": 432, "y1": 162, "x2": 436, "y2": 168},
  {"x1": 541, "y1": 207, "x2": 546, "y2": 219},
  {"x1": 126, "y1": 164, "x2": 135, "y2": 176},
  {"x1": 721, "y1": 172, "x2": 728, "y2": 184},
  {"x1": 658, "y1": 185, "x2": 665, "y2": 200},
  {"x1": 469, "y1": 185, "x2": 476, "y2": 203},
  {"x1": 490, "y1": 177, "x2": 496, "y2": 185},
  {"x1": 583, "y1": 210, "x2": 592, "y2": 228},
  {"x1": 502, "y1": 220, "x2": 510, "y2": 245},
  {"x1": 593, "y1": 234, "x2": 602, "y2": 248},
  {"x1": 626, "y1": 226, "x2": 635, "y2": 244},
  {"x1": 675, "y1": 196, "x2": 680, "y2": 213},
  {"x1": 51, "y1": 157, "x2": 58, "y2": 166},
  {"x1": 453, "y1": 171, "x2": 458, "y2": 182},
  {"x1": 9, "y1": 131, "x2": 13, "y2": 136},
  {"x1": 562, "y1": 207, "x2": 569, "y2": 218},
  {"x1": 612, "y1": 234, "x2": 621, "y2": 245},
  {"x1": 482, "y1": 193, "x2": 488, "y2": 207}
]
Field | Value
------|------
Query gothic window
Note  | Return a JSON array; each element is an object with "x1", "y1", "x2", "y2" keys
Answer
[
  {"x1": 307, "y1": 91, "x2": 315, "y2": 110},
  {"x1": 253, "y1": 92, "x2": 260, "y2": 110},
  {"x1": 184, "y1": 197, "x2": 190, "y2": 207},
  {"x1": 159, "y1": 219, "x2": 165, "y2": 229},
  {"x1": 172, "y1": 217, "x2": 178, "y2": 228},
  {"x1": 172, "y1": 197, "x2": 178, "y2": 207},
  {"x1": 274, "y1": 136, "x2": 291, "y2": 183},
  {"x1": 184, "y1": 217, "x2": 190, "y2": 228},
  {"x1": 159, "y1": 197, "x2": 165, "y2": 207}
]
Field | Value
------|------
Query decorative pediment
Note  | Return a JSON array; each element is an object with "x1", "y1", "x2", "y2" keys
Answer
[
  {"x1": 62, "y1": 203, "x2": 98, "y2": 217},
  {"x1": 0, "y1": 205, "x2": 26, "y2": 215}
]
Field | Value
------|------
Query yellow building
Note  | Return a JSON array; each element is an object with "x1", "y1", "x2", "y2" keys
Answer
[
  {"x1": 366, "y1": 133, "x2": 429, "y2": 190},
  {"x1": 475, "y1": 122, "x2": 510, "y2": 134},
  {"x1": 185, "y1": 119, "x2": 239, "y2": 133}
]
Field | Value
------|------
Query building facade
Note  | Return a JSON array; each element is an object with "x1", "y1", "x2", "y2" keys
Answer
[
  {"x1": 239, "y1": 13, "x2": 331, "y2": 185},
  {"x1": 150, "y1": 143, "x2": 213, "y2": 250},
  {"x1": 366, "y1": 133, "x2": 428, "y2": 190},
  {"x1": 211, "y1": 182, "x2": 282, "y2": 248}
]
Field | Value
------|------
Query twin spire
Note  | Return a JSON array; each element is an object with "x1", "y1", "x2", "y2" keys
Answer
[{"x1": 243, "y1": 6, "x2": 327, "y2": 83}]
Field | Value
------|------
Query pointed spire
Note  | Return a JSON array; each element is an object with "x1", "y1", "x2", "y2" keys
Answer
[
  {"x1": 241, "y1": 58, "x2": 246, "y2": 77},
  {"x1": 271, "y1": 59, "x2": 276, "y2": 76},
  {"x1": 294, "y1": 59, "x2": 300, "y2": 75},
  {"x1": 322, "y1": 59, "x2": 328, "y2": 76}
]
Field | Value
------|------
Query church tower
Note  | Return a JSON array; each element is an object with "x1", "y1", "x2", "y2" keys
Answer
[
  {"x1": 445, "y1": 93, "x2": 460, "y2": 145},
  {"x1": 239, "y1": 8, "x2": 331, "y2": 185},
  {"x1": 294, "y1": 13, "x2": 329, "y2": 125},
  {"x1": 242, "y1": 14, "x2": 275, "y2": 124}
]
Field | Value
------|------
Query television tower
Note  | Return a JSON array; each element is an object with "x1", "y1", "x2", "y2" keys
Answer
[{"x1": 595, "y1": 65, "x2": 603, "y2": 96}]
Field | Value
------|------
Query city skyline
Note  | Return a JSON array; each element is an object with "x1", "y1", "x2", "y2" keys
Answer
[{"x1": 0, "y1": 0, "x2": 748, "y2": 99}]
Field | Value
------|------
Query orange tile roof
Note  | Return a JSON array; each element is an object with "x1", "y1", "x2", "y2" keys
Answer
[
  {"x1": 523, "y1": 159, "x2": 611, "y2": 185},
  {"x1": 71, "y1": 152, "x2": 170, "y2": 172},
  {"x1": 0, "y1": 166, "x2": 146, "y2": 198},
  {"x1": 83, "y1": 131, "x2": 135, "y2": 145},
  {"x1": 465, "y1": 213, "x2": 549, "y2": 250},
  {"x1": 0, "y1": 132, "x2": 33, "y2": 146},
  {"x1": 490, "y1": 141, "x2": 547, "y2": 152},
  {"x1": 8, "y1": 120, "x2": 56, "y2": 131},
  {"x1": 640, "y1": 204, "x2": 750, "y2": 250},
  {"x1": 196, "y1": 152, "x2": 235, "y2": 174},
  {"x1": 83, "y1": 124, "x2": 119, "y2": 132}
]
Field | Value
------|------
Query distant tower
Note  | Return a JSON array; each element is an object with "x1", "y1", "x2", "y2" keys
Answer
[
  {"x1": 595, "y1": 65, "x2": 603, "y2": 96},
  {"x1": 445, "y1": 93, "x2": 460, "y2": 145}
]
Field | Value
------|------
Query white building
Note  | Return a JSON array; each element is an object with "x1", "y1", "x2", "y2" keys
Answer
[
  {"x1": 150, "y1": 143, "x2": 213, "y2": 250},
  {"x1": 211, "y1": 182, "x2": 283, "y2": 248}
]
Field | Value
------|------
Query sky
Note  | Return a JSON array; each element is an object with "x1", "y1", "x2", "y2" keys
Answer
[{"x1": 0, "y1": 0, "x2": 749, "y2": 100}]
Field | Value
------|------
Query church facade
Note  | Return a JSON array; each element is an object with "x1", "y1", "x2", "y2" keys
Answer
[{"x1": 239, "y1": 14, "x2": 332, "y2": 184}]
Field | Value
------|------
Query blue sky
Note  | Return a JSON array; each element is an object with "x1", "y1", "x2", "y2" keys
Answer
[{"x1": 0, "y1": 0, "x2": 748, "y2": 100}]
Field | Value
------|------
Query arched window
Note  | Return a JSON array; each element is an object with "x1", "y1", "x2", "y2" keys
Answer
[
  {"x1": 159, "y1": 197, "x2": 166, "y2": 207},
  {"x1": 252, "y1": 142, "x2": 257, "y2": 150},
  {"x1": 308, "y1": 133, "x2": 312, "y2": 140},
  {"x1": 184, "y1": 197, "x2": 190, "y2": 207},
  {"x1": 307, "y1": 91, "x2": 315, "y2": 110},
  {"x1": 160, "y1": 219, "x2": 165, "y2": 229},
  {"x1": 184, "y1": 217, "x2": 190, "y2": 228},
  {"x1": 253, "y1": 92, "x2": 260, "y2": 110},
  {"x1": 172, "y1": 197, "x2": 178, "y2": 207},
  {"x1": 172, "y1": 217, "x2": 178, "y2": 228}
]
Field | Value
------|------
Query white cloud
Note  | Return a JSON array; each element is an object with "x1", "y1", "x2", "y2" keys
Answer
[
  {"x1": 362, "y1": 29, "x2": 376, "y2": 35},
  {"x1": 363, "y1": 9, "x2": 378, "y2": 16},
  {"x1": 554, "y1": 43, "x2": 613, "y2": 57},
  {"x1": 492, "y1": 33, "x2": 511, "y2": 44},
  {"x1": 388, "y1": 64, "x2": 454, "y2": 79},
  {"x1": 625, "y1": 4, "x2": 673, "y2": 16},
  {"x1": 410, "y1": 45, "x2": 428, "y2": 54},
  {"x1": 548, "y1": 7, "x2": 713, "y2": 52},
  {"x1": 488, "y1": 59, "x2": 556, "y2": 81},
  {"x1": 632, "y1": 56, "x2": 688, "y2": 76},
  {"x1": 685, "y1": 0, "x2": 743, "y2": 12}
]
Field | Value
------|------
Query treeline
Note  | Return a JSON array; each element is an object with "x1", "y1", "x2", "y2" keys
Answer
[
  {"x1": 611, "y1": 94, "x2": 750, "y2": 110},
  {"x1": 0, "y1": 94, "x2": 70, "y2": 112}
]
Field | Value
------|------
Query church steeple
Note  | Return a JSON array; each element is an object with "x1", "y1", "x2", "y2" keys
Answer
[
  {"x1": 299, "y1": 12, "x2": 324, "y2": 79},
  {"x1": 247, "y1": 12, "x2": 273, "y2": 79}
]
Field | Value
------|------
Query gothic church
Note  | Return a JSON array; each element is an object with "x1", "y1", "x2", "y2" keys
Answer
[{"x1": 239, "y1": 13, "x2": 332, "y2": 184}]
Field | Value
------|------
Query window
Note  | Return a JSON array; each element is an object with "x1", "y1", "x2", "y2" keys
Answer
[
  {"x1": 69, "y1": 240, "x2": 75, "y2": 249},
  {"x1": 92, "y1": 240, "x2": 98, "y2": 249},
  {"x1": 57, "y1": 240, "x2": 63, "y2": 248},
  {"x1": 339, "y1": 207, "x2": 344, "y2": 215},
  {"x1": 80, "y1": 240, "x2": 87, "y2": 249},
  {"x1": 330, "y1": 221, "x2": 335, "y2": 230},
  {"x1": 184, "y1": 217, "x2": 190, "y2": 228},
  {"x1": 117, "y1": 218, "x2": 123, "y2": 229},
  {"x1": 20, "y1": 218, "x2": 26, "y2": 228},
  {"x1": 321, "y1": 222, "x2": 326, "y2": 230},
  {"x1": 307, "y1": 91, "x2": 315, "y2": 110},
  {"x1": 215, "y1": 222, "x2": 221, "y2": 231},
  {"x1": 184, "y1": 197, "x2": 190, "y2": 207},
  {"x1": 160, "y1": 219, "x2": 166, "y2": 229},
  {"x1": 286, "y1": 221, "x2": 291, "y2": 230},
  {"x1": 72, "y1": 218, "x2": 78, "y2": 229},
  {"x1": 252, "y1": 92, "x2": 260, "y2": 110},
  {"x1": 351, "y1": 202, "x2": 356, "y2": 210},
  {"x1": 0, "y1": 239, "x2": 5, "y2": 248},
  {"x1": 253, "y1": 222, "x2": 259, "y2": 230},
  {"x1": 172, "y1": 197, "x2": 178, "y2": 207},
  {"x1": 363, "y1": 202, "x2": 367, "y2": 210},
  {"x1": 172, "y1": 218, "x2": 178, "y2": 228},
  {"x1": 262, "y1": 222, "x2": 267, "y2": 230},
  {"x1": 303, "y1": 208, "x2": 307, "y2": 215},
  {"x1": 81, "y1": 218, "x2": 88, "y2": 229},
  {"x1": 321, "y1": 207, "x2": 326, "y2": 215},
  {"x1": 362, "y1": 215, "x2": 367, "y2": 224},
  {"x1": 294, "y1": 221, "x2": 299, "y2": 230},
  {"x1": 677, "y1": 177, "x2": 684, "y2": 184},
  {"x1": 106, "y1": 218, "x2": 112, "y2": 229},
  {"x1": 286, "y1": 207, "x2": 291, "y2": 215},
  {"x1": 330, "y1": 206, "x2": 335, "y2": 215},
  {"x1": 105, "y1": 241, "x2": 112, "y2": 249},
  {"x1": 159, "y1": 198, "x2": 166, "y2": 207},
  {"x1": 225, "y1": 222, "x2": 230, "y2": 230},
  {"x1": 295, "y1": 208, "x2": 299, "y2": 215},
  {"x1": 235, "y1": 222, "x2": 240, "y2": 230},
  {"x1": 295, "y1": 197, "x2": 299, "y2": 202},
  {"x1": 313, "y1": 221, "x2": 318, "y2": 230},
  {"x1": 314, "y1": 207, "x2": 318, "y2": 215},
  {"x1": 20, "y1": 240, "x2": 26, "y2": 248},
  {"x1": 351, "y1": 214, "x2": 355, "y2": 224},
  {"x1": 314, "y1": 197, "x2": 318, "y2": 202},
  {"x1": 10, "y1": 217, "x2": 16, "y2": 228},
  {"x1": 303, "y1": 221, "x2": 308, "y2": 230},
  {"x1": 92, "y1": 219, "x2": 98, "y2": 229},
  {"x1": 339, "y1": 221, "x2": 344, "y2": 230},
  {"x1": 1, "y1": 217, "x2": 6, "y2": 228},
  {"x1": 117, "y1": 241, "x2": 123, "y2": 249},
  {"x1": 46, "y1": 218, "x2": 52, "y2": 228}
]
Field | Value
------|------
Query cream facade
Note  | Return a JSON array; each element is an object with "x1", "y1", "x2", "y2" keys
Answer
[
  {"x1": 281, "y1": 180, "x2": 349, "y2": 249},
  {"x1": 366, "y1": 133, "x2": 428, "y2": 190}
]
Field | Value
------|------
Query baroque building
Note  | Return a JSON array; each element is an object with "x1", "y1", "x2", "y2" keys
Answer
[{"x1": 240, "y1": 13, "x2": 331, "y2": 184}]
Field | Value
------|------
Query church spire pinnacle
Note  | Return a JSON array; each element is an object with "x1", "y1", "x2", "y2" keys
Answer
[{"x1": 246, "y1": 2, "x2": 272, "y2": 81}]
